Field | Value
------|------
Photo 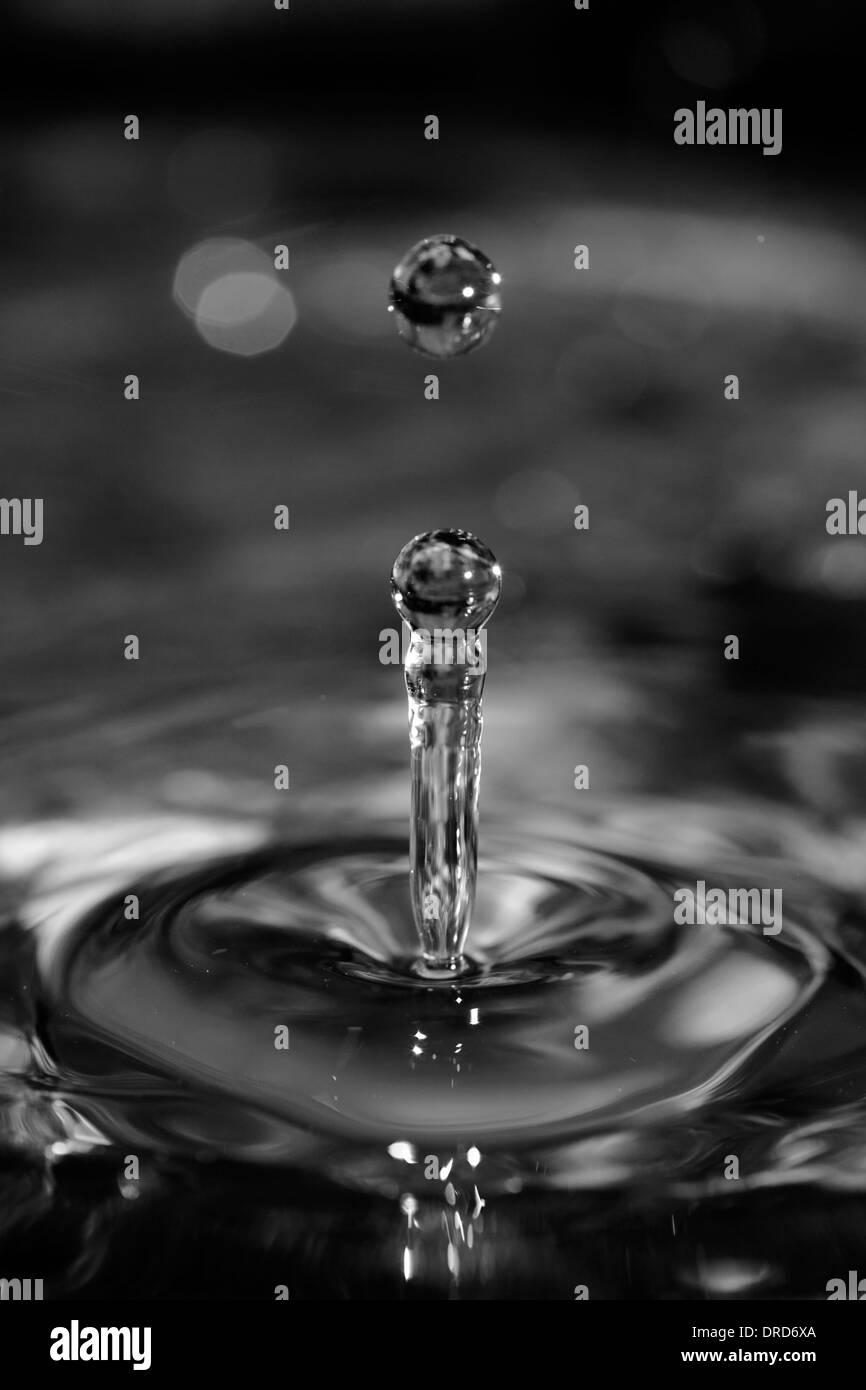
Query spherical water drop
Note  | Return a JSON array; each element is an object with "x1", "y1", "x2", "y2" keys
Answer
[
  {"x1": 388, "y1": 234, "x2": 502, "y2": 359},
  {"x1": 390, "y1": 528, "x2": 502, "y2": 630}
]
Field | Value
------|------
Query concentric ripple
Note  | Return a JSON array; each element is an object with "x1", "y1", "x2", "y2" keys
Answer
[{"x1": 26, "y1": 828, "x2": 859, "y2": 1194}]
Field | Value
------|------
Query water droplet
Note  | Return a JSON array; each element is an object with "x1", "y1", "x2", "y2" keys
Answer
[
  {"x1": 390, "y1": 528, "x2": 502, "y2": 630},
  {"x1": 388, "y1": 234, "x2": 502, "y2": 358}
]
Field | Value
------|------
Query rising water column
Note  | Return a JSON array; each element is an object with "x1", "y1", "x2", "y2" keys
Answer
[{"x1": 390, "y1": 529, "x2": 502, "y2": 975}]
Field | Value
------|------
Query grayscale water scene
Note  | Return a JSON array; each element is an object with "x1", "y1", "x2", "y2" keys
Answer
[{"x1": 1, "y1": 0, "x2": 865, "y2": 1311}]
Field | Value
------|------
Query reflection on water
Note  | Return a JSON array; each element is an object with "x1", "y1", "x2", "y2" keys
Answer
[{"x1": 2, "y1": 782, "x2": 866, "y2": 1297}]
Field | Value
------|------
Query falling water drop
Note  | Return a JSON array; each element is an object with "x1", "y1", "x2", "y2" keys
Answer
[
  {"x1": 391, "y1": 529, "x2": 502, "y2": 973},
  {"x1": 388, "y1": 235, "x2": 502, "y2": 358}
]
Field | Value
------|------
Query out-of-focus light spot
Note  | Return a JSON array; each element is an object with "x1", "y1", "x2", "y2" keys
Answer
[
  {"x1": 467, "y1": 1145, "x2": 481, "y2": 1168},
  {"x1": 167, "y1": 129, "x2": 276, "y2": 221},
  {"x1": 173, "y1": 238, "x2": 270, "y2": 317},
  {"x1": 194, "y1": 269, "x2": 297, "y2": 356},
  {"x1": 197, "y1": 270, "x2": 277, "y2": 325},
  {"x1": 388, "y1": 1141, "x2": 416, "y2": 1163},
  {"x1": 757, "y1": 234, "x2": 766, "y2": 244},
  {"x1": 400, "y1": 1193, "x2": 418, "y2": 1217}
]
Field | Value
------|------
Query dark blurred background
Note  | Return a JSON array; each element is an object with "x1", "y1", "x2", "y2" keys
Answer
[{"x1": 3, "y1": 0, "x2": 861, "y2": 167}]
